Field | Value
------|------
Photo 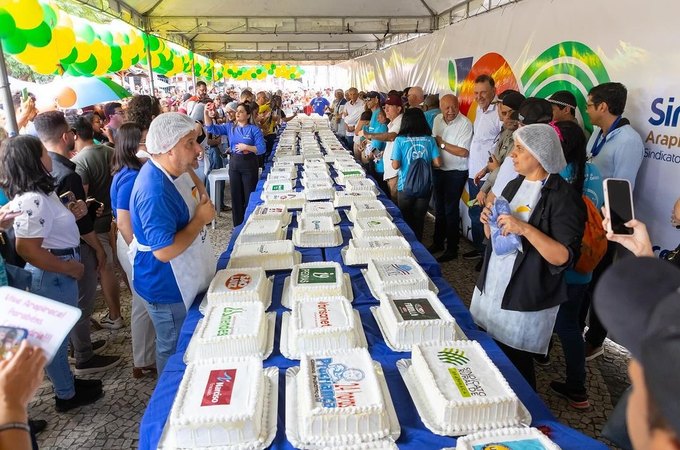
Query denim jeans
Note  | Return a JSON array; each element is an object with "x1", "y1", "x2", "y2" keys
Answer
[
  {"x1": 144, "y1": 301, "x2": 186, "y2": 374},
  {"x1": 433, "y1": 169, "x2": 468, "y2": 252},
  {"x1": 26, "y1": 254, "x2": 79, "y2": 399},
  {"x1": 555, "y1": 283, "x2": 589, "y2": 391},
  {"x1": 467, "y1": 179, "x2": 486, "y2": 253}
]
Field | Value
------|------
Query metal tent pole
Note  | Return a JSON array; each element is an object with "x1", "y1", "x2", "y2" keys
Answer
[
  {"x1": 145, "y1": 32, "x2": 156, "y2": 96},
  {"x1": 0, "y1": 41, "x2": 19, "y2": 135}
]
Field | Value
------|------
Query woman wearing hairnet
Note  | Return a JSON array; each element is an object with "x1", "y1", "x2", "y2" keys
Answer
[
  {"x1": 470, "y1": 124, "x2": 585, "y2": 389},
  {"x1": 128, "y1": 113, "x2": 216, "y2": 374}
]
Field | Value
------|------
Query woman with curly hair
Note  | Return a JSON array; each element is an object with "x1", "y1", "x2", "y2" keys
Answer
[{"x1": 125, "y1": 95, "x2": 161, "y2": 131}]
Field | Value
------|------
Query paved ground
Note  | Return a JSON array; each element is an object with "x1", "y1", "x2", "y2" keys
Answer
[{"x1": 30, "y1": 212, "x2": 628, "y2": 449}]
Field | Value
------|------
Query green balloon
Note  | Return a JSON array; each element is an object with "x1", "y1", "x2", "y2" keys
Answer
[
  {"x1": 74, "y1": 54, "x2": 97, "y2": 74},
  {"x1": 41, "y1": 3, "x2": 58, "y2": 29},
  {"x1": 109, "y1": 47, "x2": 123, "y2": 71},
  {"x1": 256, "y1": 68, "x2": 262, "y2": 74},
  {"x1": 0, "y1": 9, "x2": 17, "y2": 39},
  {"x1": 268, "y1": 69, "x2": 274, "y2": 75},
  {"x1": 148, "y1": 34, "x2": 160, "y2": 51},
  {"x1": 24, "y1": 22, "x2": 52, "y2": 48},
  {"x1": 76, "y1": 22, "x2": 95, "y2": 43},
  {"x1": 65, "y1": 64, "x2": 81, "y2": 76},
  {"x1": 101, "y1": 31, "x2": 114, "y2": 46},
  {"x1": 61, "y1": 46, "x2": 79, "y2": 65},
  {"x1": 251, "y1": 73, "x2": 257, "y2": 79},
  {"x1": 270, "y1": 63, "x2": 276, "y2": 70},
  {"x1": 131, "y1": 55, "x2": 140, "y2": 65},
  {"x1": 289, "y1": 74, "x2": 296, "y2": 79},
  {"x1": 2, "y1": 31, "x2": 27, "y2": 54}
]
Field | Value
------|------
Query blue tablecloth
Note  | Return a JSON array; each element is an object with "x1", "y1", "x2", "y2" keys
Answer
[{"x1": 139, "y1": 145, "x2": 606, "y2": 450}]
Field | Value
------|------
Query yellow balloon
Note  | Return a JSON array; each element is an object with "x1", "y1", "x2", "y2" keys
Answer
[
  {"x1": 51, "y1": 26, "x2": 76, "y2": 59},
  {"x1": 150, "y1": 53, "x2": 160, "y2": 68},
  {"x1": 75, "y1": 41, "x2": 91, "y2": 63},
  {"x1": 4, "y1": 0, "x2": 44, "y2": 30},
  {"x1": 15, "y1": 41, "x2": 59, "y2": 66},
  {"x1": 34, "y1": 60, "x2": 59, "y2": 75},
  {"x1": 56, "y1": 9, "x2": 72, "y2": 28}
]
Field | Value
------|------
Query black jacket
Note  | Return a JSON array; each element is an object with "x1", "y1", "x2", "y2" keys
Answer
[
  {"x1": 476, "y1": 174, "x2": 585, "y2": 312},
  {"x1": 48, "y1": 152, "x2": 94, "y2": 236}
]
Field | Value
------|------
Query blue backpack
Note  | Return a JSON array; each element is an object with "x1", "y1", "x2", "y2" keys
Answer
[{"x1": 403, "y1": 141, "x2": 433, "y2": 198}]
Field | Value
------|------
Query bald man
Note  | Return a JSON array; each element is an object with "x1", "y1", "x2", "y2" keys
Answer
[
  {"x1": 430, "y1": 94, "x2": 474, "y2": 262},
  {"x1": 407, "y1": 86, "x2": 425, "y2": 109},
  {"x1": 342, "y1": 87, "x2": 365, "y2": 151}
]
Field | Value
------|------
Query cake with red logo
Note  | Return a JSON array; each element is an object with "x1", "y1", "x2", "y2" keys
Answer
[
  {"x1": 263, "y1": 192, "x2": 306, "y2": 210},
  {"x1": 207, "y1": 268, "x2": 271, "y2": 306},
  {"x1": 188, "y1": 302, "x2": 267, "y2": 359},
  {"x1": 296, "y1": 348, "x2": 391, "y2": 444},
  {"x1": 169, "y1": 357, "x2": 267, "y2": 447},
  {"x1": 410, "y1": 341, "x2": 522, "y2": 433},
  {"x1": 250, "y1": 204, "x2": 291, "y2": 225},
  {"x1": 288, "y1": 297, "x2": 358, "y2": 355}
]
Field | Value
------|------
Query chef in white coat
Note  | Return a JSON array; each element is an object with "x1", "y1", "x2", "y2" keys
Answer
[{"x1": 129, "y1": 112, "x2": 216, "y2": 373}]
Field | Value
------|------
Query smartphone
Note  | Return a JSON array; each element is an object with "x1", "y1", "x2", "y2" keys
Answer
[
  {"x1": 21, "y1": 88, "x2": 28, "y2": 102},
  {"x1": 59, "y1": 191, "x2": 76, "y2": 205},
  {"x1": 603, "y1": 178, "x2": 634, "y2": 235},
  {"x1": 0, "y1": 326, "x2": 29, "y2": 361}
]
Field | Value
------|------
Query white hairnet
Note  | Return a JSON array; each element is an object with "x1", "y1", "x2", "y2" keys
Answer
[
  {"x1": 513, "y1": 124, "x2": 567, "y2": 173},
  {"x1": 225, "y1": 101, "x2": 238, "y2": 112},
  {"x1": 146, "y1": 112, "x2": 196, "y2": 155}
]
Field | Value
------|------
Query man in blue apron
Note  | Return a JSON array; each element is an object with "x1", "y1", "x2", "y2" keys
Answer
[{"x1": 129, "y1": 112, "x2": 216, "y2": 374}]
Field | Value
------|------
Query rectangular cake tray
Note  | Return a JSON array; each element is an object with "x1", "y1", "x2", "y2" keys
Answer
[
  {"x1": 361, "y1": 268, "x2": 439, "y2": 302},
  {"x1": 199, "y1": 275, "x2": 275, "y2": 314},
  {"x1": 280, "y1": 273, "x2": 353, "y2": 309}
]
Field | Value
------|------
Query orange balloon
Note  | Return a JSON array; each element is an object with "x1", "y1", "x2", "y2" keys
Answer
[{"x1": 57, "y1": 87, "x2": 77, "y2": 108}]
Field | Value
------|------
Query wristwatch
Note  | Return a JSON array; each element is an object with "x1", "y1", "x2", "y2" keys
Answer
[{"x1": 440, "y1": 143, "x2": 446, "y2": 149}]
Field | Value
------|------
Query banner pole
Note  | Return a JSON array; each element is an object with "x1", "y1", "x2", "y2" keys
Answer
[{"x1": 0, "y1": 41, "x2": 19, "y2": 135}]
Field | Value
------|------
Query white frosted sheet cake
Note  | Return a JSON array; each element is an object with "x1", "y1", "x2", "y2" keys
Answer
[
  {"x1": 228, "y1": 240, "x2": 299, "y2": 271},
  {"x1": 347, "y1": 200, "x2": 389, "y2": 223},
  {"x1": 238, "y1": 218, "x2": 286, "y2": 243},
  {"x1": 269, "y1": 166, "x2": 297, "y2": 179},
  {"x1": 352, "y1": 216, "x2": 400, "y2": 238},
  {"x1": 411, "y1": 341, "x2": 522, "y2": 431},
  {"x1": 286, "y1": 262, "x2": 348, "y2": 301},
  {"x1": 334, "y1": 191, "x2": 378, "y2": 208},
  {"x1": 365, "y1": 257, "x2": 432, "y2": 298},
  {"x1": 345, "y1": 178, "x2": 378, "y2": 194},
  {"x1": 250, "y1": 205, "x2": 291, "y2": 225},
  {"x1": 169, "y1": 357, "x2": 266, "y2": 447},
  {"x1": 296, "y1": 348, "x2": 390, "y2": 443},
  {"x1": 207, "y1": 267, "x2": 271, "y2": 305},
  {"x1": 378, "y1": 291, "x2": 456, "y2": 349},
  {"x1": 301, "y1": 201, "x2": 341, "y2": 224},
  {"x1": 290, "y1": 297, "x2": 357, "y2": 355},
  {"x1": 302, "y1": 171, "x2": 333, "y2": 184},
  {"x1": 189, "y1": 302, "x2": 266, "y2": 359},
  {"x1": 455, "y1": 427, "x2": 561, "y2": 450},
  {"x1": 303, "y1": 181, "x2": 336, "y2": 201},
  {"x1": 263, "y1": 192, "x2": 306, "y2": 209},
  {"x1": 293, "y1": 216, "x2": 342, "y2": 247},
  {"x1": 344, "y1": 237, "x2": 412, "y2": 266}
]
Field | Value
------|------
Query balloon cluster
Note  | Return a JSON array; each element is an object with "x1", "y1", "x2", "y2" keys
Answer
[{"x1": 0, "y1": 0, "x2": 305, "y2": 80}]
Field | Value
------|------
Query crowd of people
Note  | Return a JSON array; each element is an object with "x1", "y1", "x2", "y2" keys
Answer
[{"x1": 0, "y1": 74, "x2": 678, "y2": 450}]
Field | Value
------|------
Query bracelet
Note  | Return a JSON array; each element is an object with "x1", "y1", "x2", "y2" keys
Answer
[{"x1": 0, "y1": 422, "x2": 30, "y2": 433}]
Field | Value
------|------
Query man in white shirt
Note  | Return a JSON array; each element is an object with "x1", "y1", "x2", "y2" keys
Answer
[
  {"x1": 342, "y1": 87, "x2": 365, "y2": 154},
  {"x1": 430, "y1": 94, "x2": 473, "y2": 262},
  {"x1": 364, "y1": 94, "x2": 404, "y2": 204},
  {"x1": 407, "y1": 86, "x2": 425, "y2": 109},
  {"x1": 466, "y1": 75, "x2": 502, "y2": 263}
]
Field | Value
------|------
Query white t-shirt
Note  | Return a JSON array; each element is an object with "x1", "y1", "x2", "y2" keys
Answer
[
  {"x1": 381, "y1": 113, "x2": 403, "y2": 180},
  {"x1": 11, "y1": 191, "x2": 80, "y2": 249},
  {"x1": 431, "y1": 113, "x2": 474, "y2": 171},
  {"x1": 342, "y1": 99, "x2": 366, "y2": 137},
  {"x1": 491, "y1": 157, "x2": 519, "y2": 197},
  {"x1": 469, "y1": 104, "x2": 502, "y2": 178}
]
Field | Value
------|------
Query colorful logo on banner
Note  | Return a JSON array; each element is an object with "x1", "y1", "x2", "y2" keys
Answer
[{"x1": 448, "y1": 41, "x2": 611, "y2": 132}]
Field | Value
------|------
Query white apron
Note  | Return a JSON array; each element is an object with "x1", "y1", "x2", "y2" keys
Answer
[
  {"x1": 470, "y1": 179, "x2": 559, "y2": 355},
  {"x1": 129, "y1": 160, "x2": 215, "y2": 310}
]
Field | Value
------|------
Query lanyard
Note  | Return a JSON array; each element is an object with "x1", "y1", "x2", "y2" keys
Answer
[{"x1": 591, "y1": 115, "x2": 622, "y2": 157}]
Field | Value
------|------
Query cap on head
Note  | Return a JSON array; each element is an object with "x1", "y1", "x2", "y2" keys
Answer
[
  {"x1": 500, "y1": 90, "x2": 526, "y2": 111},
  {"x1": 512, "y1": 123, "x2": 566, "y2": 173},
  {"x1": 146, "y1": 112, "x2": 196, "y2": 155},
  {"x1": 518, "y1": 97, "x2": 553, "y2": 125},
  {"x1": 547, "y1": 90, "x2": 578, "y2": 110},
  {"x1": 384, "y1": 94, "x2": 403, "y2": 107}
]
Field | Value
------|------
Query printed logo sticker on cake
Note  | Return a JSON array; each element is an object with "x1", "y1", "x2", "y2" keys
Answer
[
  {"x1": 201, "y1": 369, "x2": 237, "y2": 406},
  {"x1": 225, "y1": 273, "x2": 252, "y2": 290},
  {"x1": 298, "y1": 267, "x2": 337, "y2": 284},
  {"x1": 217, "y1": 306, "x2": 245, "y2": 336},
  {"x1": 381, "y1": 263, "x2": 413, "y2": 278},
  {"x1": 394, "y1": 298, "x2": 439, "y2": 321},
  {"x1": 474, "y1": 440, "x2": 545, "y2": 450},
  {"x1": 314, "y1": 301, "x2": 334, "y2": 328},
  {"x1": 437, "y1": 348, "x2": 486, "y2": 398},
  {"x1": 312, "y1": 358, "x2": 365, "y2": 408}
]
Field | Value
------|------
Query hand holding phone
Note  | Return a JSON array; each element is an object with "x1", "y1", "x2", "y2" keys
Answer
[
  {"x1": 0, "y1": 326, "x2": 28, "y2": 361},
  {"x1": 603, "y1": 178, "x2": 635, "y2": 235},
  {"x1": 59, "y1": 191, "x2": 76, "y2": 206}
]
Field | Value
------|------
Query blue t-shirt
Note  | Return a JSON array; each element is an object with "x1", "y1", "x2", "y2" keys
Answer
[
  {"x1": 130, "y1": 162, "x2": 190, "y2": 304},
  {"x1": 0, "y1": 190, "x2": 8, "y2": 206},
  {"x1": 424, "y1": 108, "x2": 440, "y2": 130},
  {"x1": 110, "y1": 166, "x2": 140, "y2": 219},
  {"x1": 560, "y1": 162, "x2": 603, "y2": 284},
  {"x1": 391, "y1": 135, "x2": 440, "y2": 191},
  {"x1": 204, "y1": 123, "x2": 266, "y2": 155},
  {"x1": 310, "y1": 97, "x2": 330, "y2": 116}
]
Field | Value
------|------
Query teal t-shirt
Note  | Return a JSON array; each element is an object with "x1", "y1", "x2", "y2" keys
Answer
[{"x1": 391, "y1": 135, "x2": 440, "y2": 191}]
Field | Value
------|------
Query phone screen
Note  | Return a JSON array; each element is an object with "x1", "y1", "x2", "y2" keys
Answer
[
  {"x1": 606, "y1": 179, "x2": 634, "y2": 235},
  {"x1": 0, "y1": 326, "x2": 28, "y2": 360}
]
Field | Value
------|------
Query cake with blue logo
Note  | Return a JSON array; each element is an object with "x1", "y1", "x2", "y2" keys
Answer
[
  {"x1": 455, "y1": 427, "x2": 561, "y2": 450},
  {"x1": 365, "y1": 257, "x2": 432, "y2": 299}
]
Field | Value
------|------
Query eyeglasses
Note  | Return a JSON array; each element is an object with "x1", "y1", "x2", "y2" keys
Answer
[{"x1": 114, "y1": 110, "x2": 125, "y2": 116}]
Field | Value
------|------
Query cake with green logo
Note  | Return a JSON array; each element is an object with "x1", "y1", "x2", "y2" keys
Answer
[{"x1": 352, "y1": 216, "x2": 400, "y2": 239}]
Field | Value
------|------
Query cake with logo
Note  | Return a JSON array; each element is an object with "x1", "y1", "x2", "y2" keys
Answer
[
  {"x1": 169, "y1": 357, "x2": 268, "y2": 447},
  {"x1": 411, "y1": 341, "x2": 522, "y2": 432},
  {"x1": 455, "y1": 427, "x2": 561, "y2": 450},
  {"x1": 296, "y1": 348, "x2": 391, "y2": 444},
  {"x1": 352, "y1": 216, "x2": 400, "y2": 239},
  {"x1": 289, "y1": 297, "x2": 358, "y2": 355},
  {"x1": 335, "y1": 169, "x2": 366, "y2": 186},
  {"x1": 364, "y1": 257, "x2": 433, "y2": 300},
  {"x1": 301, "y1": 201, "x2": 341, "y2": 224},
  {"x1": 263, "y1": 191, "x2": 306, "y2": 209},
  {"x1": 250, "y1": 205, "x2": 291, "y2": 225},
  {"x1": 228, "y1": 240, "x2": 300, "y2": 271},
  {"x1": 269, "y1": 165, "x2": 297, "y2": 179},
  {"x1": 344, "y1": 237, "x2": 413, "y2": 266},
  {"x1": 284, "y1": 262, "x2": 350, "y2": 303},
  {"x1": 302, "y1": 171, "x2": 333, "y2": 184},
  {"x1": 188, "y1": 302, "x2": 267, "y2": 359},
  {"x1": 303, "y1": 180, "x2": 336, "y2": 201},
  {"x1": 238, "y1": 218, "x2": 287, "y2": 243},
  {"x1": 334, "y1": 191, "x2": 378, "y2": 208},
  {"x1": 292, "y1": 216, "x2": 342, "y2": 247},
  {"x1": 346, "y1": 200, "x2": 390, "y2": 223},
  {"x1": 376, "y1": 291, "x2": 456, "y2": 350},
  {"x1": 207, "y1": 268, "x2": 271, "y2": 305},
  {"x1": 345, "y1": 178, "x2": 378, "y2": 195}
]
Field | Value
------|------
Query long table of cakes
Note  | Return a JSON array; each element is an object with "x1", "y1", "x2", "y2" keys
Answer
[{"x1": 139, "y1": 116, "x2": 606, "y2": 450}]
